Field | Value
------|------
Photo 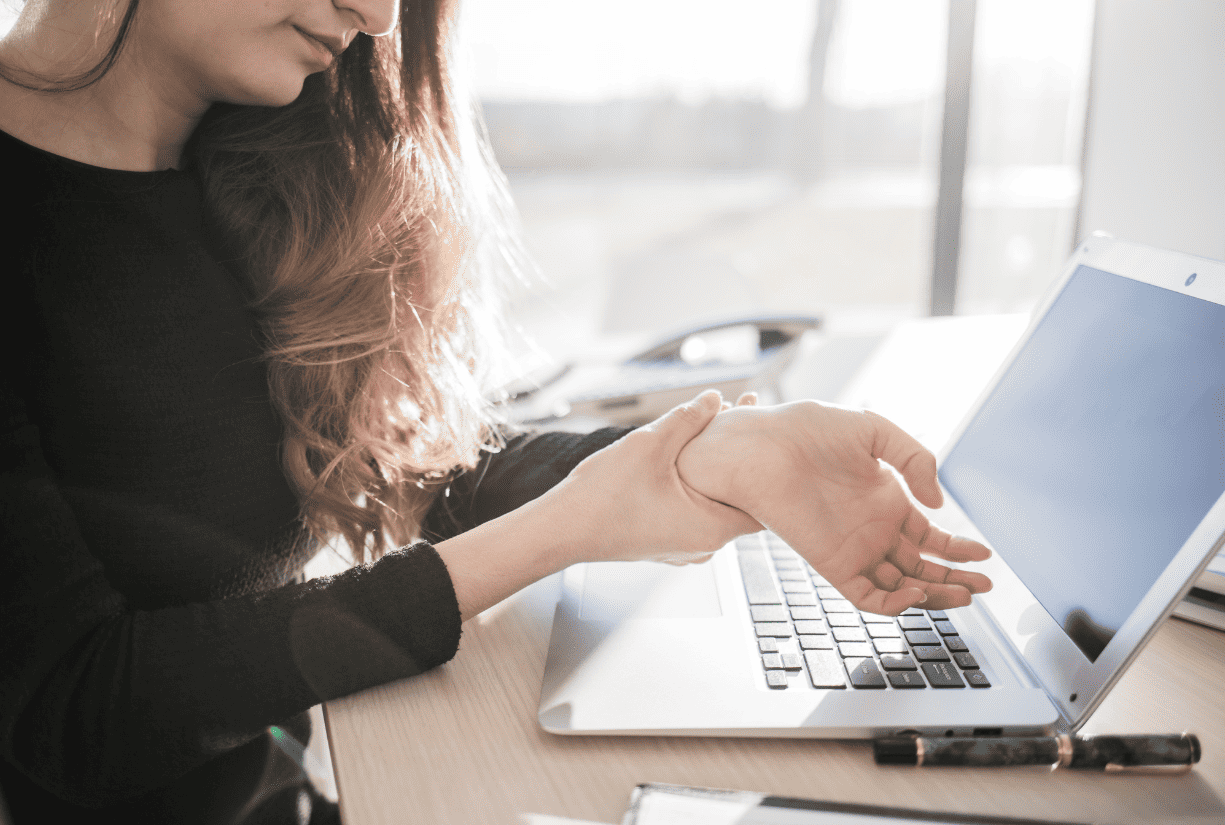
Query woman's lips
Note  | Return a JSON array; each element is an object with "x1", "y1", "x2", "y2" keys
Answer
[{"x1": 294, "y1": 26, "x2": 342, "y2": 64}]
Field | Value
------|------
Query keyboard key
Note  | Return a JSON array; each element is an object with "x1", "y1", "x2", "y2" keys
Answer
[
  {"x1": 804, "y1": 650, "x2": 847, "y2": 688},
  {"x1": 953, "y1": 652, "x2": 979, "y2": 669},
  {"x1": 926, "y1": 610, "x2": 948, "y2": 620},
  {"x1": 793, "y1": 620, "x2": 827, "y2": 635},
  {"x1": 838, "y1": 642, "x2": 875, "y2": 658},
  {"x1": 738, "y1": 549, "x2": 782, "y2": 605},
  {"x1": 859, "y1": 612, "x2": 895, "y2": 623},
  {"x1": 832, "y1": 626, "x2": 866, "y2": 642},
  {"x1": 809, "y1": 573, "x2": 831, "y2": 587},
  {"x1": 799, "y1": 634, "x2": 834, "y2": 650},
  {"x1": 777, "y1": 570, "x2": 809, "y2": 582},
  {"x1": 735, "y1": 534, "x2": 766, "y2": 551},
  {"x1": 934, "y1": 620, "x2": 959, "y2": 636},
  {"x1": 755, "y1": 622, "x2": 793, "y2": 637},
  {"x1": 786, "y1": 593, "x2": 818, "y2": 606},
  {"x1": 758, "y1": 638, "x2": 780, "y2": 653},
  {"x1": 822, "y1": 599, "x2": 856, "y2": 613},
  {"x1": 762, "y1": 653, "x2": 783, "y2": 669},
  {"x1": 905, "y1": 630, "x2": 941, "y2": 646},
  {"x1": 901, "y1": 608, "x2": 925, "y2": 616},
  {"x1": 773, "y1": 558, "x2": 805, "y2": 570},
  {"x1": 750, "y1": 605, "x2": 789, "y2": 622},
  {"x1": 826, "y1": 613, "x2": 861, "y2": 627},
  {"x1": 790, "y1": 606, "x2": 823, "y2": 620},
  {"x1": 965, "y1": 670, "x2": 992, "y2": 688},
  {"x1": 867, "y1": 623, "x2": 900, "y2": 638},
  {"x1": 898, "y1": 616, "x2": 932, "y2": 630},
  {"x1": 781, "y1": 653, "x2": 804, "y2": 671},
  {"x1": 815, "y1": 587, "x2": 842, "y2": 599},
  {"x1": 879, "y1": 654, "x2": 918, "y2": 671},
  {"x1": 921, "y1": 662, "x2": 965, "y2": 688},
  {"x1": 912, "y1": 645, "x2": 950, "y2": 662},
  {"x1": 845, "y1": 657, "x2": 887, "y2": 689},
  {"x1": 888, "y1": 670, "x2": 927, "y2": 689},
  {"x1": 944, "y1": 636, "x2": 969, "y2": 652},
  {"x1": 781, "y1": 580, "x2": 812, "y2": 593},
  {"x1": 872, "y1": 638, "x2": 906, "y2": 654},
  {"x1": 765, "y1": 670, "x2": 789, "y2": 689}
]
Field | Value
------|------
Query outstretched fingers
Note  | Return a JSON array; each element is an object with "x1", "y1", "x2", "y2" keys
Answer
[
  {"x1": 900, "y1": 509, "x2": 992, "y2": 563},
  {"x1": 838, "y1": 574, "x2": 928, "y2": 616},
  {"x1": 892, "y1": 531, "x2": 992, "y2": 591},
  {"x1": 868, "y1": 562, "x2": 977, "y2": 609}
]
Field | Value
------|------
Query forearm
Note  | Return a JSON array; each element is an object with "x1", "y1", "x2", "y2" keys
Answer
[
  {"x1": 422, "y1": 427, "x2": 632, "y2": 541},
  {"x1": 434, "y1": 486, "x2": 580, "y2": 621},
  {"x1": 436, "y1": 397, "x2": 760, "y2": 620},
  {"x1": 1, "y1": 535, "x2": 460, "y2": 805}
]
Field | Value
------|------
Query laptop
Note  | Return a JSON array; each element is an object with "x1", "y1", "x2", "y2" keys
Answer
[{"x1": 537, "y1": 235, "x2": 1225, "y2": 738}]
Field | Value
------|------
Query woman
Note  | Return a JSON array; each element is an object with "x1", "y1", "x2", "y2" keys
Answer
[{"x1": 0, "y1": 1, "x2": 992, "y2": 822}]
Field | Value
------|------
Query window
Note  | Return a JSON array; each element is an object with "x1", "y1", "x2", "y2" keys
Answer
[{"x1": 462, "y1": 0, "x2": 1095, "y2": 372}]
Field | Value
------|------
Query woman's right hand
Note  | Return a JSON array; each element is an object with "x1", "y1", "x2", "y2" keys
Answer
[
  {"x1": 435, "y1": 390, "x2": 759, "y2": 620},
  {"x1": 545, "y1": 390, "x2": 761, "y2": 567}
]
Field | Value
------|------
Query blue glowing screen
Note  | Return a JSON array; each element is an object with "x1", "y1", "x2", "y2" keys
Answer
[{"x1": 939, "y1": 266, "x2": 1225, "y2": 660}]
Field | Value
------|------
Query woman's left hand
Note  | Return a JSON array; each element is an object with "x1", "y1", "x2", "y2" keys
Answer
[{"x1": 675, "y1": 400, "x2": 993, "y2": 614}]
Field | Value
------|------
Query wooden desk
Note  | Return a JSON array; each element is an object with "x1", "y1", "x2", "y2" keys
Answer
[{"x1": 325, "y1": 317, "x2": 1225, "y2": 824}]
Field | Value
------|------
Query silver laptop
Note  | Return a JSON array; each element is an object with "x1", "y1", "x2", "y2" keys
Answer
[{"x1": 538, "y1": 235, "x2": 1225, "y2": 738}]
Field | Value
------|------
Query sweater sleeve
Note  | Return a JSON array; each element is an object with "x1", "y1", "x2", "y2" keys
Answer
[
  {"x1": 0, "y1": 379, "x2": 461, "y2": 807},
  {"x1": 421, "y1": 426, "x2": 633, "y2": 541}
]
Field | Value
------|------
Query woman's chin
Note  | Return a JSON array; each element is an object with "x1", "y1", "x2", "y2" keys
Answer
[{"x1": 224, "y1": 74, "x2": 310, "y2": 108}]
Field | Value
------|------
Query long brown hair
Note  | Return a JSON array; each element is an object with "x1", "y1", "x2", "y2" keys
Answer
[{"x1": 7, "y1": 0, "x2": 522, "y2": 561}]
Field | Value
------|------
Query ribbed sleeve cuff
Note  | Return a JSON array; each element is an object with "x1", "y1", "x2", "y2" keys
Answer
[{"x1": 288, "y1": 540, "x2": 462, "y2": 701}]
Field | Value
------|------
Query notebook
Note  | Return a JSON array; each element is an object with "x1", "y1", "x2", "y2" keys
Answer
[{"x1": 537, "y1": 235, "x2": 1225, "y2": 738}]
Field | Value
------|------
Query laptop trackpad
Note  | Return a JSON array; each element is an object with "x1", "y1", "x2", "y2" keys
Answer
[{"x1": 579, "y1": 561, "x2": 722, "y2": 620}]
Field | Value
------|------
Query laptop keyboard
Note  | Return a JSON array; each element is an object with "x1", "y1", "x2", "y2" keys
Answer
[{"x1": 738, "y1": 532, "x2": 992, "y2": 691}]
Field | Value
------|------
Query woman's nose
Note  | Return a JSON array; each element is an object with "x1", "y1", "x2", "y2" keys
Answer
[{"x1": 337, "y1": 0, "x2": 399, "y2": 37}]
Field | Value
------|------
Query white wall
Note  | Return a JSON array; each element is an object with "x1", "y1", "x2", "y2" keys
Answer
[{"x1": 1077, "y1": 0, "x2": 1225, "y2": 261}]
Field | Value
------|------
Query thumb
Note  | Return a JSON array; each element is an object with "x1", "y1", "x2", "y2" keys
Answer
[
  {"x1": 866, "y1": 411, "x2": 943, "y2": 508},
  {"x1": 643, "y1": 389, "x2": 723, "y2": 455}
]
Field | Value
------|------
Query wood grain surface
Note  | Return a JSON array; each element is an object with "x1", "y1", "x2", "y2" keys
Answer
[
  {"x1": 326, "y1": 319, "x2": 1225, "y2": 824},
  {"x1": 325, "y1": 573, "x2": 1225, "y2": 825}
]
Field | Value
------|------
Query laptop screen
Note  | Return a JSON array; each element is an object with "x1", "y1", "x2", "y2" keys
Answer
[{"x1": 939, "y1": 265, "x2": 1225, "y2": 661}]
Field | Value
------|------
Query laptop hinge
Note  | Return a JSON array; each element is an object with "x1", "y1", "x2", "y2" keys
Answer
[{"x1": 960, "y1": 593, "x2": 1076, "y2": 730}]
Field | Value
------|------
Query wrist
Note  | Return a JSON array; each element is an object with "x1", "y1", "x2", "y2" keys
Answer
[{"x1": 675, "y1": 405, "x2": 763, "y2": 509}]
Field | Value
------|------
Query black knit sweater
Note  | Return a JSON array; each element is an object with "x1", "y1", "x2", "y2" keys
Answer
[{"x1": 0, "y1": 127, "x2": 624, "y2": 823}]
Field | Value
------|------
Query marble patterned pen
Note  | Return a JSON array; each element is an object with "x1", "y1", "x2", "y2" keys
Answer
[{"x1": 874, "y1": 732, "x2": 1201, "y2": 774}]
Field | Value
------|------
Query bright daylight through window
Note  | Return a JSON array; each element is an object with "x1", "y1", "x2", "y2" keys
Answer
[
  {"x1": 0, "y1": 1, "x2": 1095, "y2": 385},
  {"x1": 458, "y1": 0, "x2": 1094, "y2": 379}
]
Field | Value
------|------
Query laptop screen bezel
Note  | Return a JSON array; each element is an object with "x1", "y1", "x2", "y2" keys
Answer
[{"x1": 934, "y1": 235, "x2": 1225, "y2": 730}]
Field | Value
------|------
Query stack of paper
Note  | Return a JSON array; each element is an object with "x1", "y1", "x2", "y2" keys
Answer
[{"x1": 1174, "y1": 552, "x2": 1225, "y2": 631}]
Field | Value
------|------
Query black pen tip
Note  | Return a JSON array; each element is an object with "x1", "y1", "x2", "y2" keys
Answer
[{"x1": 874, "y1": 737, "x2": 919, "y2": 765}]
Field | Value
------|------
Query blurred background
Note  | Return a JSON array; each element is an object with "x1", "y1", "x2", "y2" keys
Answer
[
  {"x1": 463, "y1": 0, "x2": 1094, "y2": 359},
  {"x1": 4, "y1": 0, "x2": 1221, "y2": 388},
  {"x1": 452, "y1": 0, "x2": 1224, "y2": 388}
]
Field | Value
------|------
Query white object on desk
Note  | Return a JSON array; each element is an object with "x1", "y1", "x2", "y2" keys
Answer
[
  {"x1": 834, "y1": 313, "x2": 1030, "y2": 449},
  {"x1": 535, "y1": 236, "x2": 1225, "y2": 743}
]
